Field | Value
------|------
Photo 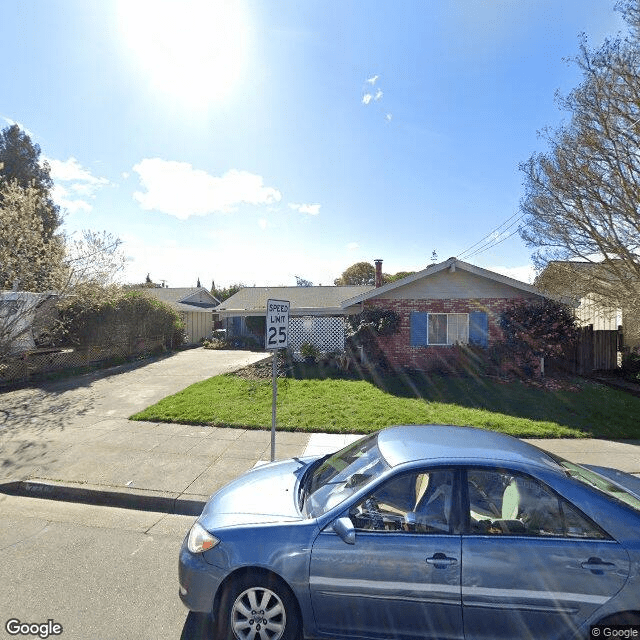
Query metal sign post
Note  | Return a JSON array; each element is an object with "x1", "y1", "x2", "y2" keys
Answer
[{"x1": 265, "y1": 299, "x2": 290, "y2": 461}]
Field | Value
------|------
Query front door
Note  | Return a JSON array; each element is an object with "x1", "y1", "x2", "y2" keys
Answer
[{"x1": 309, "y1": 468, "x2": 463, "y2": 639}]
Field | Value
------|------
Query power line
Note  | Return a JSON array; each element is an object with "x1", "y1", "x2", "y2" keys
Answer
[
  {"x1": 457, "y1": 211, "x2": 524, "y2": 260},
  {"x1": 462, "y1": 227, "x2": 522, "y2": 260},
  {"x1": 458, "y1": 211, "x2": 524, "y2": 258}
]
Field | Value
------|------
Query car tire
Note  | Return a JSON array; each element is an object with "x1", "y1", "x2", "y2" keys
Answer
[{"x1": 216, "y1": 573, "x2": 301, "y2": 640}]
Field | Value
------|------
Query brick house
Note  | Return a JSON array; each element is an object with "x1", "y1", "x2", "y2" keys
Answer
[{"x1": 341, "y1": 257, "x2": 546, "y2": 370}]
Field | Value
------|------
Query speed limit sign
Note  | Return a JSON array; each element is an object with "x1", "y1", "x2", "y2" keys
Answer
[{"x1": 265, "y1": 299, "x2": 290, "y2": 350}]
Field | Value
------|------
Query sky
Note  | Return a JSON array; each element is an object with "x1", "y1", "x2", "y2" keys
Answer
[{"x1": 1, "y1": 0, "x2": 628, "y2": 289}]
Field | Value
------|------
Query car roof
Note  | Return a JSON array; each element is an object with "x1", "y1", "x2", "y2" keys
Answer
[{"x1": 377, "y1": 425, "x2": 562, "y2": 472}]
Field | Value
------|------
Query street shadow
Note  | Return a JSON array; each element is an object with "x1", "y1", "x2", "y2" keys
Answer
[{"x1": 0, "y1": 381, "x2": 96, "y2": 481}]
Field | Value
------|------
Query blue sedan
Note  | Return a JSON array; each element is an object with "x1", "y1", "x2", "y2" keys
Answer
[{"x1": 179, "y1": 425, "x2": 640, "y2": 640}]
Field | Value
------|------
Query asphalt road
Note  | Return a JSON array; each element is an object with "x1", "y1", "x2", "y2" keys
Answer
[{"x1": 0, "y1": 494, "x2": 198, "y2": 640}]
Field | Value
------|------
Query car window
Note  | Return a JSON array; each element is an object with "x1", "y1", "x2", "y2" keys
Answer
[
  {"x1": 552, "y1": 457, "x2": 640, "y2": 514},
  {"x1": 350, "y1": 469, "x2": 456, "y2": 534},
  {"x1": 304, "y1": 434, "x2": 390, "y2": 518},
  {"x1": 467, "y1": 470, "x2": 608, "y2": 539}
]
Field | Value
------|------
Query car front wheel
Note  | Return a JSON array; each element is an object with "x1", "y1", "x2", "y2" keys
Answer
[{"x1": 217, "y1": 573, "x2": 300, "y2": 640}]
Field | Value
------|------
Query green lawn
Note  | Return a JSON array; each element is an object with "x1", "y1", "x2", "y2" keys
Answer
[{"x1": 130, "y1": 371, "x2": 640, "y2": 439}]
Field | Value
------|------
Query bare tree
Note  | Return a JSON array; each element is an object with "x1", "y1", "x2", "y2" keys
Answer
[{"x1": 520, "y1": 1, "x2": 640, "y2": 314}]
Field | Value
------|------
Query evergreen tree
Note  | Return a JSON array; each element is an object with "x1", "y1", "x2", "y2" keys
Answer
[{"x1": 0, "y1": 124, "x2": 61, "y2": 237}]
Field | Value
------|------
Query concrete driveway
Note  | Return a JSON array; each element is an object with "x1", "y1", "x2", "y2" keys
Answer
[{"x1": 0, "y1": 348, "x2": 310, "y2": 505}]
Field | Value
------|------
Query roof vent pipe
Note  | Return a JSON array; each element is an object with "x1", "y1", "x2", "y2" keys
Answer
[{"x1": 374, "y1": 259, "x2": 383, "y2": 288}]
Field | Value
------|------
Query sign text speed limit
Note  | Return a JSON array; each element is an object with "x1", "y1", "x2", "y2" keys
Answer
[{"x1": 265, "y1": 299, "x2": 290, "y2": 350}]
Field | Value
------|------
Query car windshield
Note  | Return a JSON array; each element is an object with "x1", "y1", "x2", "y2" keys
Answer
[
  {"x1": 553, "y1": 456, "x2": 640, "y2": 513},
  {"x1": 303, "y1": 434, "x2": 390, "y2": 518}
]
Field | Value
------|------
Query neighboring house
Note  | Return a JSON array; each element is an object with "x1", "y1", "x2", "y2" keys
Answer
[
  {"x1": 341, "y1": 257, "x2": 546, "y2": 370},
  {"x1": 536, "y1": 261, "x2": 632, "y2": 344},
  {"x1": 137, "y1": 287, "x2": 220, "y2": 344},
  {"x1": 215, "y1": 285, "x2": 373, "y2": 358},
  {"x1": 217, "y1": 258, "x2": 547, "y2": 368}
]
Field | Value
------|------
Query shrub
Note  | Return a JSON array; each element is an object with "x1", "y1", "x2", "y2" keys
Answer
[
  {"x1": 499, "y1": 298, "x2": 577, "y2": 376},
  {"x1": 345, "y1": 309, "x2": 400, "y2": 370},
  {"x1": 621, "y1": 348, "x2": 640, "y2": 381},
  {"x1": 300, "y1": 342, "x2": 321, "y2": 363},
  {"x1": 204, "y1": 335, "x2": 262, "y2": 351},
  {"x1": 56, "y1": 290, "x2": 185, "y2": 351}
]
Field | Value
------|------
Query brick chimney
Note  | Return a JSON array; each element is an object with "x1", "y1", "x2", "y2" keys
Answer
[{"x1": 374, "y1": 259, "x2": 383, "y2": 288}]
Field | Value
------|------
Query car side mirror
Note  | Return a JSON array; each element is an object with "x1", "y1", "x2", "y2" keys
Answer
[{"x1": 332, "y1": 517, "x2": 356, "y2": 545}]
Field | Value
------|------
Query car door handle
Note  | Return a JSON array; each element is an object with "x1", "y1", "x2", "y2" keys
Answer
[
  {"x1": 426, "y1": 553, "x2": 458, "y2": 567},
  {"x1": 581, "y1": 557, "x2": 616, "y2": 572}
]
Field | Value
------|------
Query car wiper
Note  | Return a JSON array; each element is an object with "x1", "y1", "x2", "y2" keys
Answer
[{"x1": 298, "y1": 454, "x2": 331, "y2": 511}]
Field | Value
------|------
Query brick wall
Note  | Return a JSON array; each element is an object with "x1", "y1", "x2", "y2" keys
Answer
[{"x1": 364, "y1": 297, "x2": 514, "y2": 370}]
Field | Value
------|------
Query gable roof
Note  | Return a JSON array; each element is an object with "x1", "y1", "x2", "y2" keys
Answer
[
  {"x1": 341, "y1": 257, "x2": 544, "y2": 306},
  {"x1": 135, "y1": 287, "x2": 220, "y2": 313},
  {"x1": 216, "y1": 285, "x2": 373, "y2": 316}
]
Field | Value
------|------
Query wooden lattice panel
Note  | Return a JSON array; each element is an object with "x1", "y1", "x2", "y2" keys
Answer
[{"x1": 288, "y1": 316, "x2": 346, "y2": 360}]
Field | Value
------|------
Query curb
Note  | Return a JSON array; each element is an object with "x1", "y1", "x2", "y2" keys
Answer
[{"x1": 0, "y1": 479, "x2": 206, "y2": 516}]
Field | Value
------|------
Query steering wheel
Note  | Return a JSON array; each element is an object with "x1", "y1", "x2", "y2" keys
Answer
[{"x1": 363, "y1": 498, "x2": 385, "y2": 530}]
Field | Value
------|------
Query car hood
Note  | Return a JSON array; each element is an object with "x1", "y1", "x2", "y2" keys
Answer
[{"x1": 198, "y1": 457, "x2": 309, "y2": 531}]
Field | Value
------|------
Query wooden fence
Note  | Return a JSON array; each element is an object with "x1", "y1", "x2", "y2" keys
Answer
[{"x1": 562, "y1": 325, "x2": 621, "y2": 375}]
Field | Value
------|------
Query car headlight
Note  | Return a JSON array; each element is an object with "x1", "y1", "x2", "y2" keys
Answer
[{"x1": 187, "y1": 522, "x2": 220, "y2": 553}]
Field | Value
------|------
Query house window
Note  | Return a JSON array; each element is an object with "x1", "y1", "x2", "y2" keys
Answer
[
  {"x1": 427, "y1": 314, "x2": 447, "y2": 345},
  {"x1": 411, "y1": 311, "x2": 488, "y2": 348},
  {"x1": 447, "y1": 313, "x2": 468, "y2": 345},
  {"x1": 424, "y1": 313, "x2": 468, "y2": 346}
]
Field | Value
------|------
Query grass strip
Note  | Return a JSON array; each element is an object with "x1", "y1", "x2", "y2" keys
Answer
[{"x1": 130, "y1": 373, "x2": 640, "y2": 439}]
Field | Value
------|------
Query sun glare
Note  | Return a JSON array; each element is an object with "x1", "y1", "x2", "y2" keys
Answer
[{"x1": 117, "y1": 0, "x2": 250, "y2": 108}]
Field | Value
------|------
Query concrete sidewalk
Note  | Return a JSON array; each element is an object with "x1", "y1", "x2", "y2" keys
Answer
[{"x1": 1, "y1": 348, "x2": 639, "y2": 515}]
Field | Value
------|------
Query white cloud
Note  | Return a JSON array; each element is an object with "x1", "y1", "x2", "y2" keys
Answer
[
  {"x1": 366, "y1": 74, "x2": 379, "y2": 85},
  {"x1": 132, "y1": 158, "x2": 282, "y2": 219},
  {"x1": 385, "y1": 113, "x2": 393, "y2": 122},
  {"x1": 374, "y1": 89, "x2": 383, "y2": 101},
  {"x1": 51, "y1": 184, "x2": 93, "y2": 214},
  {"x1": 362, "y1": 93, "x2": 373, "y2": 105},
  {"x1": 347, "y1": 242, "x2": 359, "y2": 250},
  {"x1": 289, "y1": 202, "x2": 321, "y2": 216},
  {"x1": 258, "y1": 218, "x2": 268, "y2": 230},
  {"x1": 489, "y1": 264, "x2": 536, "y2": 284},
  {"x1": 46, "y1": 156, "x2": 110, "y2": 213},
  {"x1": 48, "y1": 157, "x2": 107, "y2": 185}
]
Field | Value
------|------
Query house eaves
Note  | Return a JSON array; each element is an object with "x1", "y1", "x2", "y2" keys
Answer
[
  {"x1": 340, "y1": 257, "x2": 545, "y2": 308},
  {"x1": 133, "y1": 287, "x2": 220, "y2": 312}
]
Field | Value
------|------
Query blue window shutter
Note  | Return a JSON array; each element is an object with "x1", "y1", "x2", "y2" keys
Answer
[
  {"x1": 410, "y1": 312, "x2": 427, "y2": 346},
  {"x1": 469, "y1": 311, "x2": 488, "y2": 348}
]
